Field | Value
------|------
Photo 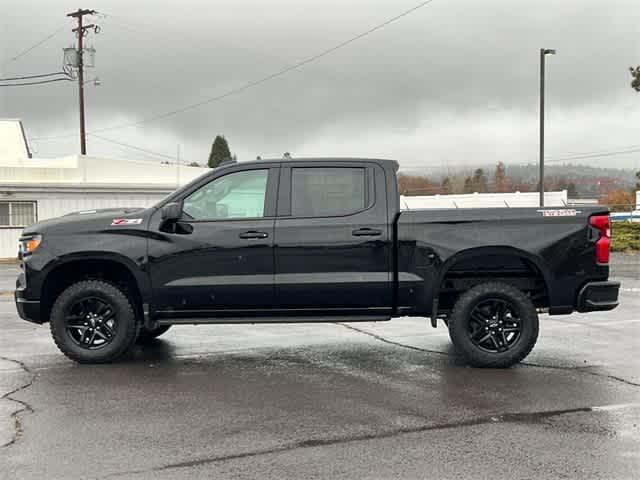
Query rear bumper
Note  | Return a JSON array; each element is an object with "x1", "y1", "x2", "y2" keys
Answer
[{"x1": 576, "y1": 281, "x2": 620, "y2": 312}]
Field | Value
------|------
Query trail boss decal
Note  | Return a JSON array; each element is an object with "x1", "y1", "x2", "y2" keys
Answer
[
  {"x1": 537, "y1": 209, "x2": 581, "y2": 217},
  {"x1": 111, "y1": 218, "x2": 143, "y2": 226}
]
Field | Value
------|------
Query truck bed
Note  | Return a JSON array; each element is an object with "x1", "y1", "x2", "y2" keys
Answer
[{"x1": 395, "y1": 206, "x2": 610, "y2": 316}]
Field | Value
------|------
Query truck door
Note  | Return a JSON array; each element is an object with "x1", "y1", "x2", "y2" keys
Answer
[
  {"x1": 148, "y1": 166, "x2": 279, "y2": 318},
  {"x1": 273, "y1": 162, "x2": 392, "y2": 315}
]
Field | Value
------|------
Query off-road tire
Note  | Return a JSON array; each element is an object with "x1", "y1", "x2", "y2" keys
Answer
[
  {"x1": 50, "y1": 280, "x2": 139, "y2": 363},
  {"x1": 137, "y1": 325, "x2": 172, "y2": 343},
  {"x1": 448, "y1": 282, "x2": 539, "y2": 368}
]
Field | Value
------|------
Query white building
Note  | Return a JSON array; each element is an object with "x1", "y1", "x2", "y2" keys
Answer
[
  {"x1": 401, "y1": 190, "x2": 568, "y2": 210},
  {"x1": 0, "y1": 119, "x2": 207, "y2": 258}
]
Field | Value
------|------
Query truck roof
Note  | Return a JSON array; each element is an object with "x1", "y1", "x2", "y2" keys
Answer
[{"x1": 221, "y1": 157, "x2": 399, "y2": 170}]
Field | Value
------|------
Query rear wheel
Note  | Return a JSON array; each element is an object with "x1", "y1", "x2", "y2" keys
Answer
[
  {"x1": 137, "y1": 324, "x2": 171, "y2": 343},
  {"x1": 448, "y1": 282, "x2": 538, "y2": 368},
  {"x1": 50, "y1": 280, "x2": 138, "y2": 363}
]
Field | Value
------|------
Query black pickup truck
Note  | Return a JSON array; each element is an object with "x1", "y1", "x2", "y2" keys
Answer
[{"x1": 15, "y1": 158, "x2": 619, "y2": 367}]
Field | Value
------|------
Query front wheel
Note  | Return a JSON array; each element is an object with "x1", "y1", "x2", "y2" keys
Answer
[
  {"x1": 50, "y1": 280, "x2": 139, "y2": 363},
  {"x1": 448, "y1": 282, "x2": 539, "y2": 368}
]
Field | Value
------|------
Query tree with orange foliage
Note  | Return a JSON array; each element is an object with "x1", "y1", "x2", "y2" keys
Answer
[
  {"x1": 601, "y1": 189, "x2": 635, "y2": 212},
  {"x1": 397, "y1": 174, "x2": 441, "y2": 196},
  {"x1": 494, "y1": 162, "x2": 509, "y2": 193}
]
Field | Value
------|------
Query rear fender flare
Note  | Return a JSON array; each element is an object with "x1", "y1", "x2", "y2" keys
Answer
[{"x1": 430, "y1": 246, "x2": 552, "y2": 325}]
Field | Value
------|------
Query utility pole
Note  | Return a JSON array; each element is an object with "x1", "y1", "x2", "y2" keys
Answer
[
  {"x1": 67, "y1": 8, "x2": 96, "y2": 155},
  {"x1": 176, "y1": 144, "x2": 181, "y2": 187},
  {"x1": 539, "y1": 48, "x2": 556, "y2": 207}
]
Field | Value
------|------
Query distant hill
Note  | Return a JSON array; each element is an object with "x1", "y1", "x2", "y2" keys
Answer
[{"x1": 399, "y1": 163, "x2": 637, "y2": 198}]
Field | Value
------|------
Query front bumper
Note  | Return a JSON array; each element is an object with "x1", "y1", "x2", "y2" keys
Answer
[
  {"x1": 15, "y1": 294, "x2": 42, "y2": 324},
  {"x1": 576, "y1": 281, "x2": 620, "y2": 312},
  {"x1": 15, "y1": 271, "x2": 43, "y2": 324}
]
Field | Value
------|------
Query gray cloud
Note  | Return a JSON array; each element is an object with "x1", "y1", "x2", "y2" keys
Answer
[{"x1": 1, "y1": 0, "x2": 639, "y2": 170}]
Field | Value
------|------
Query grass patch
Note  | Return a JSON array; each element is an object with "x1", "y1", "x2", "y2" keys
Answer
[{"x1": 612, "y1": 222, "x2": 640, "y2": 252}]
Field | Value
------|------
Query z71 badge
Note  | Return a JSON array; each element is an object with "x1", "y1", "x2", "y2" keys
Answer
[{"x1": 111, "y1": 218, "x2": 143, "y2": 226}]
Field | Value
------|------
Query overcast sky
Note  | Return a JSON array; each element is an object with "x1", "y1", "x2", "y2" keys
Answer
[{"x1": 1, "y1": 0, "x2": 639, "y2": 171}]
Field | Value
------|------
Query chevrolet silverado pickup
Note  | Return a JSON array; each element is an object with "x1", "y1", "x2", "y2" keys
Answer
[{"x1": 15, "y1": 158, "x2": 620, "y2": 367}]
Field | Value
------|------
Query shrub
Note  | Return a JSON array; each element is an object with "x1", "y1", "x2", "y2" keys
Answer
[{"x1": 611, "y1": 222, "x2": 640, "y2": 252}]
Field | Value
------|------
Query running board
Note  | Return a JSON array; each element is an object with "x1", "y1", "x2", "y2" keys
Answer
[{"x1": 157, "y1": 315, "x2": 391, "y2": 326}]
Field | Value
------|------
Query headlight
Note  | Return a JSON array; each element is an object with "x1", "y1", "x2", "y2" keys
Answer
[{"x1": 19, "y1": 234, "x2": 42, "y2": 257}]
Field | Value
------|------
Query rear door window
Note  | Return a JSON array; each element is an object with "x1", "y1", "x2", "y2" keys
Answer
[{"x1": 291, "y1": 167, "x2": 367, "y2": 217}]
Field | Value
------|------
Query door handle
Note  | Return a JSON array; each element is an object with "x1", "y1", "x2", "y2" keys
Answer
[
  {"x1": 352, "y1": 228, "x2": 382, "y2": 237},
  {"x1": 239, "y1": 231, "x2": 268, "y2": 239}
]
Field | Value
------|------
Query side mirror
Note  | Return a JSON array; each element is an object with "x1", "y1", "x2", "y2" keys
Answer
[{"x1": 161, "y1": 202, "x2": 182, "y2": 221}]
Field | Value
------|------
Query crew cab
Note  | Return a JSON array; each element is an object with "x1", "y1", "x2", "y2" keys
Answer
[{"x1": 15, "y1": 158, "x2": 620, "y2": 367}]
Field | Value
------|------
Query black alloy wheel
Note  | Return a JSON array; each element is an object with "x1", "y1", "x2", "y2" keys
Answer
[
  {"x1": 468, "y1": 298, "x2": 522, "y2": 353},
  {"x1": 448, "y1": 282, "x2": 539, "y2": 368},
  {"x1": 50, "y1": 280, "x2": 138, "y2": 363},
  {"x1": 65, "y1": 297, "x2": 118, "y2": 350}
]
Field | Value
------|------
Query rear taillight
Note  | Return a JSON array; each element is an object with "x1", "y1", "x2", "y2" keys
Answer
[{"x1": 589, "y1": 214, "x2": 611, "y2": 265}]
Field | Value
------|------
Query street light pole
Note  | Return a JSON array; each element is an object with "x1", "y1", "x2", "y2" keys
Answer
[{"x1": 539, "y1": 48, "x2": 556, "y2": 207}]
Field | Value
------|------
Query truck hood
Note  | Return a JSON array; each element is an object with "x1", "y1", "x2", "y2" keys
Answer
[{"x1": 21, "y1": 207, "x2": 150, "y2": 237}]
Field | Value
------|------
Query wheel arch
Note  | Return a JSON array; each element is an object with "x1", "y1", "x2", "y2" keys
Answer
[
  {"x1": 40, "y1": 253, "x2": 149, "y2": 324},
  {"x1": 431, "y1": 246, "x2": 552, "y2": 326}
]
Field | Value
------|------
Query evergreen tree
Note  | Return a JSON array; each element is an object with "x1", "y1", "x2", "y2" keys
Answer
[
  {"x1": 556, "y1": 177, "x2": 579, "y2": 198},
  {"x1": 631, "y1": 66, "x2": 640, "y2": 92},
  {"x1": 471, "y1": 168, "x2": 488, "y2": 193},
  {"x1": 463, "y1": 176, "x2": 474, "y2": 194},
  {"x1": 208, "y1": 135, "x2": 232, "y2": 168},
  {"x1": 441, "y1": 176, "x2": 452, "y2": 194}
]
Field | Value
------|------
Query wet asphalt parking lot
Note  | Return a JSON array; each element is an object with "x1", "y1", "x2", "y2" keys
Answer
[{"x1": 0, "y1": 254, "x2": 639, "y2": 479}]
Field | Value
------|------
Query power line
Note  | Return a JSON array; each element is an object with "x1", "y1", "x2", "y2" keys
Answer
[
  {"x1": 547, "y1": 144, "x2": 640, "y2": 161},
  {"x1": 32, "y1": 0, "x2": 438, "y2": 140},
  {"x1": 546, "y1": 146, "x2": 640, "y2": 163},
  {"x1": 0, "y1": 71, "x2": 68, "y2": 81},
  {"x1": 0, "y1": 77, "x2": 72, "y2": 87},
  {"x1": 88, "y1": 133, "x2": 183, "y2": 162},
  {"x1": 4, "y1": 24, "x2": 70, "y2": 63}
]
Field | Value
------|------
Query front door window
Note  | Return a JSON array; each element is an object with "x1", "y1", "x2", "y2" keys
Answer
[{"x1": 183, "y1": 169, "x2": 268, "y2": 220}]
